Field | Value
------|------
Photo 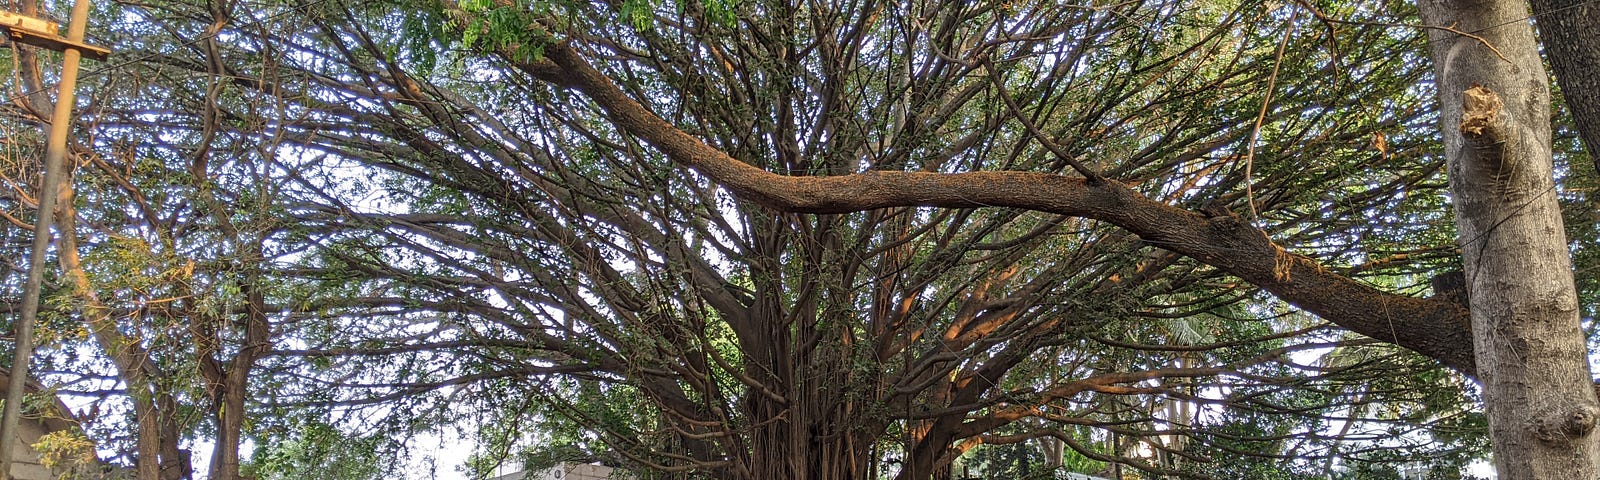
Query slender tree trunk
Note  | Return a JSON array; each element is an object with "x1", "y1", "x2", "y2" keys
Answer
[
  {"x1": 134, "y1": 396, "x2": 161, "y2": 480},
  {"x1": 1416, "y1": 0, "x2": 1600, "y2": 476},
  {"x1": 1527, "y1": 0, "x2": 1600, "y2": 174},
  {"x1": 10, "y1": 1, "x2": 192, "y2": 477},
  {"x1": 206, "y1": 279, "x2": 269, "y2": 480},
  {"x1": 55, "y1": 191, "x2": 190, "y2": 480},
  {"x1": 155, "y1": 393, "x2": 191, "y2": 480}
]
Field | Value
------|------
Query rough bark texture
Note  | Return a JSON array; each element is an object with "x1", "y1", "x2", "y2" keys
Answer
[
  {"x1": 516, "y1": 43, "x2": 1480, "y2": 375},
  {"x1": 1417, "y1": 0, "x2": 1600, "y2": 476},
  {"x1": 58, "y1": 194, "x2": 192, "y2": 480},
  {"x1": 198, "y1": 278, "x2": 269, "y2": 480},
  {"x1": 1528, "y1": 0, "x2": 1600, "y2": 173}
]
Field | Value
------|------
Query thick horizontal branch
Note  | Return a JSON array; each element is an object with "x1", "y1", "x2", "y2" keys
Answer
[{"x1": 516, "y1": 42, "x2": 1477, "y2": 374}]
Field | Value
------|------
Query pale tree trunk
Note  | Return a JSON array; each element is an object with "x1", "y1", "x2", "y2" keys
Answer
[{"x1": 1416, "y1": 0, "x2": 1600, "y2": 477}]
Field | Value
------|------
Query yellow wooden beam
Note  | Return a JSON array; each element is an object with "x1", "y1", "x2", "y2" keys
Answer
[{"x1": 0, "y1": 11, "x2": 107, "y2": 61}]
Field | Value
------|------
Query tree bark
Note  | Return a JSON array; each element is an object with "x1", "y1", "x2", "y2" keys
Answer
[
  {"x1": 509, "y1": 14, "x2": 1600, "y2": 477},
  {"x1": 57, "y1": 193, "x2": 191, "y2": 480},
  {"x1": 1416, "y1": 0, "x2": 1600, "y2": 476},
  {"x1": 515, "y1": 44, "x2": 1479, "y2": 374},
  {"x1": 201, "y1": 278, "x2": 269, "y2": 480},
  {"x1": 1527, "y1": 0, "x2": 1600, "y2": 174}
]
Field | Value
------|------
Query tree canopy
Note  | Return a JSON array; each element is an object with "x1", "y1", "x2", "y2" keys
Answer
[{"x1": 0, "y1": 0, "x2": 1595, "y2": 478}]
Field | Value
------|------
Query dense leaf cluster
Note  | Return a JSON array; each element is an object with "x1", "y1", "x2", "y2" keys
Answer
[{"x1": 0, "y1": 0, "x2": 1592, "y2": 478}]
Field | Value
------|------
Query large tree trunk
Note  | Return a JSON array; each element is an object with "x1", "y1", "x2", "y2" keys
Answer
[
  {"x1": 57, "y1": 196, "x2": 192, "y2": 480},
  {"x1": 1416, "y1": 0, "x2": 1600, "y2": 476},
  {"x1": 1527, "y1": 0, "x2": 1600, "y2": 173},
  {"x1": 203, "y1": 279, "x2": 269, "y2": 480}
]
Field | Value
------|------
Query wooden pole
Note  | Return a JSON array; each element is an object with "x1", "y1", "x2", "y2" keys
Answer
[{"x1": 0, "y1": 0, "x2": 98, "y2": 476}]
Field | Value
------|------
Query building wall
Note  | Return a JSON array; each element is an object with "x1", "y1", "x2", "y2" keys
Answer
[
  {"x1": 5, "y1": 415, "x2": 71, "y2": 480},
  {"x1": 0, "y1": 371, "x2": 103, "y2": 480},
  {"x1": 492, "y1": 463, "x2": 626, "y2": 480}
]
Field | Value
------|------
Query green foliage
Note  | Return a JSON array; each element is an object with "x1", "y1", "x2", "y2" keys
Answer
[
  {"x1": 245, "y1": 419, "x2": 391, "y2": 480},
  {"x1": 961, "y1": 431, "x2": 1108, "y2": 480},
  {"x1": 618, "y1": 0, "x2": 657, "y2": 30},
  {"x1": 20, "y1": 0, "x2": 1583, "y2": 476},
  {"x1": 31, "y1": 430, "x2": 95, "y2": 471},
  {"x1": 430, "y1": 0, "x2": 743, "y2": 62}
]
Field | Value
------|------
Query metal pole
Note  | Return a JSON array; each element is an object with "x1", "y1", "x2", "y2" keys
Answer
[{"x1": 0, "y1": 0, "x2": 94, "y2": 475}]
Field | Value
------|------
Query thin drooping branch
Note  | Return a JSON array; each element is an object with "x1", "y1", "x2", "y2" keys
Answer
[{"x1": 516, "y1": 41, "x2": 1477, "y2": 374}]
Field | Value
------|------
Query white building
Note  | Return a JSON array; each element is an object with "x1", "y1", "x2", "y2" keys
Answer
[
  {"x1": 490, "y1": 463, "x2": 627, "y2": 480},
  {"x1": 0, "y1": 371, "x2": 102, "y2": 480}
]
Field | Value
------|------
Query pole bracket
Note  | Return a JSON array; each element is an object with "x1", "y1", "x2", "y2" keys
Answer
[{"x1": 0, "y1": 11, "x2": 107, "y2": 61}]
